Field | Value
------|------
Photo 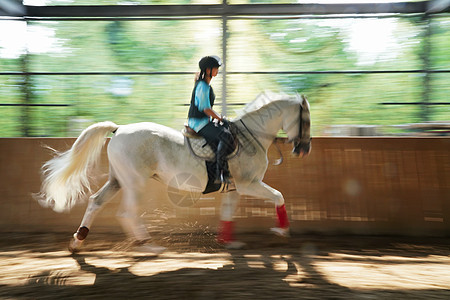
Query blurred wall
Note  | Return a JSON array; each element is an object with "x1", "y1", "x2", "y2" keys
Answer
[{"x1": 0, "y1": 137, "x2": 449, "y2": 236}]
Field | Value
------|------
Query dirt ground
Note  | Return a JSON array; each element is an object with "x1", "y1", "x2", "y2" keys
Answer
[{"x1": 0, "y1": 228, "x2": 449, "y2": 300}]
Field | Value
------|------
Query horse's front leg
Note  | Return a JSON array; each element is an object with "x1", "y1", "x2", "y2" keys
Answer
[
  {"x1": 218, "y1": 191, "x2": 246, "y2": 249},
  {"x1": 237, "y1": 181, "x2": 290, "y2": 238}
]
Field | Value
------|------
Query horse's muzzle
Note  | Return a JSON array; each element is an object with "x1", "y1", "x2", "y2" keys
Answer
[{"x1": 292, "y1": 139, "x2": 311, "y2": 158}]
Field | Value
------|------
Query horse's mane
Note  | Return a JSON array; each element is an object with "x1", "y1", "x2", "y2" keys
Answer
[{"x1": 234, "y1": 91, "x2": 298, "y2": 120}]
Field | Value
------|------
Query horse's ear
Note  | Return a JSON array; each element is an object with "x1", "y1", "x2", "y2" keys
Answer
[{"x1": 301, "y1": 94, "x2": 309, "y2": 110}]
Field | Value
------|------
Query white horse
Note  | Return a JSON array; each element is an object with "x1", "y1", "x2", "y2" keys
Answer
[{"x1": 37, "y1": 92, "x2": 311, "y2": 253}]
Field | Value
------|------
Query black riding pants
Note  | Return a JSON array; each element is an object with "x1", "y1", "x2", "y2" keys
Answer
[{"x1": 197, "y1": 122, "x2": 233, "y2": 152}]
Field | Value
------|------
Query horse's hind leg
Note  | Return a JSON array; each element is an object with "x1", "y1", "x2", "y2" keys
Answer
[
  {"x1": 69, "y1": 178, "x2": 120, "y2": 253},
  {"x1": 116, "y1": 187, "x2": 148, "y2": 241},
  {"x1": 116, "y1": 186, "x2": 166, "y2": 254}
]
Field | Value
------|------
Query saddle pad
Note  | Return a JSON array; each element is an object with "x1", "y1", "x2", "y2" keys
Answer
[{"x1": 185, "y1": 136, "x2": 216, "y2": 161}]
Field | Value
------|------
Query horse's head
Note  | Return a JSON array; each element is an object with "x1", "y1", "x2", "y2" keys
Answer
[{"x1": 284, "y1": 94, "x2": 311, "y2": 158}]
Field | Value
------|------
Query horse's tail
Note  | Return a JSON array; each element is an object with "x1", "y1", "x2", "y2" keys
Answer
[{"x1": 38, "y1": 121, "x2": 119, "y2": 212}]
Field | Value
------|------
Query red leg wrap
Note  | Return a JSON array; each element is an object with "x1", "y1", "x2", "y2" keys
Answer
[
  {"x1": 276, "y1": 204, "x2": 290, "y2": 228},
  {"x1": 217, "y1": 221, "x2": 234, "y2": 244},
  {"x1": 76, "y1": 226, "x2": 89, "y2": 241}
]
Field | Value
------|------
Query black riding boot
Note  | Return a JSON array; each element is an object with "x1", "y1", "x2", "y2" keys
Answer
[{"x1": 215, "y1": 141, "x2": 232, "y2": 184}]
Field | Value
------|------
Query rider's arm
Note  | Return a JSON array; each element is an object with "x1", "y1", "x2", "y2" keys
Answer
[
  {"x1": 196, "y1": 81, "x2": 223, "y2": 121},
  {"x1": 203, "y1": 108, "x2": 223, "y2": 121}
]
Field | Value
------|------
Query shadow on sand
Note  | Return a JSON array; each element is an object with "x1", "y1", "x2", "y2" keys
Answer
[{"x1": 0, "y1": 233, "x2": 449, "y2": 299}]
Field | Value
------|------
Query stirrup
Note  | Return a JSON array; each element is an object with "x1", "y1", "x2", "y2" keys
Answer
[
  {"x1": 220, "y1": 181, "x2": 236, "y2": 193},
  {"x1": 214, "y1": 172, "x2": 231, "y2": 185}
]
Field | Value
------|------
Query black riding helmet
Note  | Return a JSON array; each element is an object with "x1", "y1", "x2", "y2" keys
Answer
[{"x1": 199, "y1": 55, "x2": 222, "y2": 71}]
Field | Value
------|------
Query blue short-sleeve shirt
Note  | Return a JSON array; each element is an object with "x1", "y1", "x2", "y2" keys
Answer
[{"x1": 188, "y1": 81, "x2": 212, "y2": 132}]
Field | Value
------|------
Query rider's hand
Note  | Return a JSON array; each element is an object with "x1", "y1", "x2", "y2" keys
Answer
[{"x1": 220, "y1": 117, "x2": 229, "y2": 127}]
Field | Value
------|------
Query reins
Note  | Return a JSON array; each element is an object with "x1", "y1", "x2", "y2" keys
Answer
[
  {"x1": 238, "y1": 119, "x2": 284, "y2": 166},
  {"x1": 239, "y1": 119, "x2": 266, "y2": 152}
]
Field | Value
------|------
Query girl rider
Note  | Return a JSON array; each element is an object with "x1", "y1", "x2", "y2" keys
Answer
[{"x1": 187, "y1": 55, "x2": 233, "y2": 184}]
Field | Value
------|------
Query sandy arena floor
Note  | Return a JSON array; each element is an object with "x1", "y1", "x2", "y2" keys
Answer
[{"x1": 0, "y1": 229, "x2": 449, "y2": 299}]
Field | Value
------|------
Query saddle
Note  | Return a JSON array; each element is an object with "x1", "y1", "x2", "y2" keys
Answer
[
  {"x1": 182, "y1": 124, "x2": 239, "y2": 194},
  {"x1": 183, "y1": 126, "x2": 201, "y2": 139},
  {"x1": 182, "y1": 125, "x2": 215, "y2": 161},
  {"x1": 182, "y1": 125, "x2": 238, "y2": 161}
]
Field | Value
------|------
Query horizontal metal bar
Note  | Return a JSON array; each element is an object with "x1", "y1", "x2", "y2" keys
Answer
[
  {"x1": 0, "y1": 0, "x2": 25, "y2": 17},
  {"x1": 0, "y1": 13, "x2": 434, "y2": 22},
  {"x1": 380, "y1": 102, "x2": 450, "y2": 105},
  {"x1": 227, "y1": 3, "x2": 430, "y2": 15},
  {"x1": 0, "y1": 72, "x2": 195, "y2": 76},
  {"x1": 0, "y1": 70, "x2": 449, "y2": 76},
  {"x1": 0, "y1": 103, "x2": 71, "y2": 107},
  {"x1": 228, "y1": 70, "x2": 450, "y2": 75},
  {"x1": 178, "y1": 102, "x2": 246, "y2": 106},
  {"x1": 22, "y1": 16, "x2": 222, "y2": 21},
  {"x1": 23, "y1": 2, "x2": 434, "y2": 18},
  {"x1": 228, "y1": 13, "x2": 429, "y2": 20}
]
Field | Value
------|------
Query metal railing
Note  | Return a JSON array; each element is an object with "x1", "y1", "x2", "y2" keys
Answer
[{"x1": 0, "y1": 2, "x2": 449, "y2": 136}]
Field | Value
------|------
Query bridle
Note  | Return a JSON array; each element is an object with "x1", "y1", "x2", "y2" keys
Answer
[
  {"x1": 238, "y1": 97, "x2": 309, "y2": 165},
  {"x1": 293, "y1": 103, "x2": 304, "y2": 154},
  {"x1": 293, "y1": 100, "x2": 312, "y2": 155}
]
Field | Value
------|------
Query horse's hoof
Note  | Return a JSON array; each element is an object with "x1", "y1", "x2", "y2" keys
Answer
[
  {"x1": 68, "y1": 239, "x2": 82, "y2": 253},
  {"x1": 270, "y1": 227, "x2": 290, "y2": 238},
  {"x1": 222, "y1": 241, "x2": 247, "y2": 250},
  {"x1": 68, "y1": 245, "x2": 80, "y2": 254},
  {"x1": 132, "y1": 244, "x2": 166, "y2": 256}
]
